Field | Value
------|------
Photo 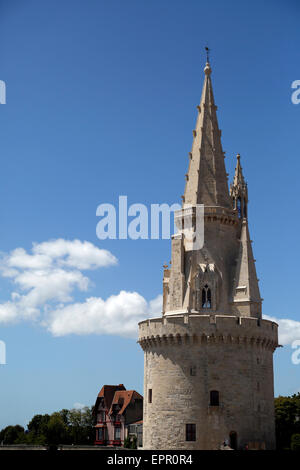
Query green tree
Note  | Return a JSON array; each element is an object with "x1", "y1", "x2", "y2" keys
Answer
[
  {"x1": 0, "y1": 425, "x2": 25, "y2": 444},
  {"x1": 45, "y1": 413, "x2": 69, "y2": 446},
  {"x1": 25, "y1": 413, "x2": 51, "y2": 444},
  {"x1": 275, "y1": 393, "x2": 300, "y2": 449},
  {"x1": 0, "y1": 405, "x2": 95, "y2": 446},
  {"x1": 59, "y1": 409, "x2": 70, "y2": 426},
  {"x1": 124, "y1": 436, "x2": 131, "y2": 448},
  {"x1": 27, "y1": 414, "x2": 50, "y2": 436},
  {"x1": 68, "y1": 407, "x2": 94, "y2": 444},
  {"x1": 130, "y1": 435, "x2": 137, "y2": 449},
  {"x1": 291, "y1": 434, "x2": 300, "y2": 451}
]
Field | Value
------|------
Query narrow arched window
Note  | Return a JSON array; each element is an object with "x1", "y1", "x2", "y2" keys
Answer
[
  {"x1": 237, "y1": 197, "x2": 242, "y2": 218},
  {"x1": 210, "y1": 390, "x2": 219, "y2": 406},
  {"x1": 207, "y1": 287, "x2": 211, "y2": 307},
  {"x1": 202, "y1": 284, "x2": 211, "y2": 308}
]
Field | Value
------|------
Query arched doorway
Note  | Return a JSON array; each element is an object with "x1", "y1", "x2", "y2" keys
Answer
[{"x1": 229, "y1": 431, "x2": 238, "y2": 450}]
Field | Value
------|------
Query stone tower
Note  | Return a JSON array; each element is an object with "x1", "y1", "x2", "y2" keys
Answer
[{"x1": 138, "y1": 61, "x2": 279, "y2": 450}]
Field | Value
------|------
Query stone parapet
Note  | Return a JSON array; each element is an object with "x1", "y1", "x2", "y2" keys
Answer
[{"x1": 138, "y1": 314, "x2": 278, "y2": 352}]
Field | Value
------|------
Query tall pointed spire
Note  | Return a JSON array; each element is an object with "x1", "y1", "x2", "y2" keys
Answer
[
  {"x1": 183, "y1": 61, "x2": 231, "y2": 208},
  {"x1": 164, "y1": 59, "x2": 262, "y2": 319},
  {"x1": 232, "y1": 219, "x2": 262, "y2": 317},
  {"x1": 233, "y1": 154, "x2": 245, "y2": 186}
]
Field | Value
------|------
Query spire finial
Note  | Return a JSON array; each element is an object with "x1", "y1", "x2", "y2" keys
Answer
[
  {"x1": 204, "y1": 46, "x2": 211, "y2": 75},
  {"x1": 205, "y1": 46, "x2": 210, "y2": 64},
  {"x1": 184, "y1": 48, "x2": 231, "y2": 209}
]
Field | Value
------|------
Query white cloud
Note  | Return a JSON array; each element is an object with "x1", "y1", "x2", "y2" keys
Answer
[
  {"x1": 148, "y1": 294, "x2": 163, "y2": 316},
  {"x1": 33, "y1": 239, "x2": 117, "y2": 270},
  {"x1": 0, "y1": 241, "x2": 298, "y2": 344},
  {"x1": 46, "y1": 292, "x2": 162, "y2": 338},
  {"x1": 0, "y1": 301, "x2": 20, "y2": 323},
  {"x1": 73, "y1": 402, "x2": 86, "y2": 410},
  {"x1": 263, "y1": 314, "x2": 300, "y2": 346},
  {"x1": 6, "y1": 247, "x2": 52, "y2": 270},
  {"x1": 0, "y1": 239, "x2": 117, "y2": 274},
  {"x1": 0, "y1": 238, "x2": 161, "y2": 338},
  {"x1": 0, "y1": 239, "x2": 116, "y2": 324}
]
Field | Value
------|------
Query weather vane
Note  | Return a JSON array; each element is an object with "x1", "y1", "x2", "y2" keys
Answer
[{"x1": 205, "y1": 46, "x2": 210, "y2": 63}]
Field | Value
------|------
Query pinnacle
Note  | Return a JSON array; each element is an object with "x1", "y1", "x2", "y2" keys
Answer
[{"x1": 183, "y1": 62, "x2": 231, "y2": 208}]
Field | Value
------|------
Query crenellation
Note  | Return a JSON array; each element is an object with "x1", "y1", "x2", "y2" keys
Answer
[{"x1": 139, "y1": 314, "x2": 278, "y2": 355}]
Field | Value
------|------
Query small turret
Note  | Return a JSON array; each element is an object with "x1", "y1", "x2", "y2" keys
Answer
[
  {"x1": 232, "y1": 219, "x2": 262, "y2": 318},
  {"x1": 230, "y1": 154, "x2": 248, "y2": 219}
]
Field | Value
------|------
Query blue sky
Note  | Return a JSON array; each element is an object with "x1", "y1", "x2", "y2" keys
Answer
[{"x1": 0, "y1": 0, "x2": 299, "y2": 429}]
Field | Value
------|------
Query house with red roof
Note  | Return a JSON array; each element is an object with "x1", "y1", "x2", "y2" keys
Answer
[{"x1": 93, "y1": 384, "x2": 143, "y2": 446}]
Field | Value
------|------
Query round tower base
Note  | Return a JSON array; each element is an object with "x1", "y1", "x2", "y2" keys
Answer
[{"x1": 138, "y1": 314, "x2": 278, "y2": 450}]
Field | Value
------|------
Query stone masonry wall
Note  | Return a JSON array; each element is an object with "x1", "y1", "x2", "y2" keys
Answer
[{"x1": 139, "y1": 314, "x2": 278, "y2": 450}]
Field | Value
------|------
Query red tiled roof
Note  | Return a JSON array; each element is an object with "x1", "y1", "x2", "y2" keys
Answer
[
  {"x1": 109, "y1": 390, "x2": 143, "y2": 416},
  {"x1": 94, "y1": 384, "x2": 126, "y2": 414},
  {"x1": 97, "y1": 384, "x2": 125, "y2": 399}
]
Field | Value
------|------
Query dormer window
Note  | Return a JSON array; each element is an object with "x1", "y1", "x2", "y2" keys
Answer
[{"x1": 202, "y1": 284, "x2": 211, "y2": 308}]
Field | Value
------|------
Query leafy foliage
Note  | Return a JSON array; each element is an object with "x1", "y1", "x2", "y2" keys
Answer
[
  {"x1": 0, "y1": 425, "x2": 25, "y2": 444},
  {"x1": 0, "y1": 407, "x2": 94, "y2": 446},
  {"x1": 275, "y1": 393, "x2": 300, "y2": 450},
  {"x1": 3, "y1": 393, "x2": 299, "y2": 449},
  {"x1": 123, "y1": 434, "x2": 137, "y2": 449},
  {"x1": 130, "y1": 435, "x2": 137, "y2": 449},
  {"x1": 123, "y1": 436, "x2": 131, "y2": 448},
  {"x1": 291, "y1": 434, "x2": 300, "y2": 451}
]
